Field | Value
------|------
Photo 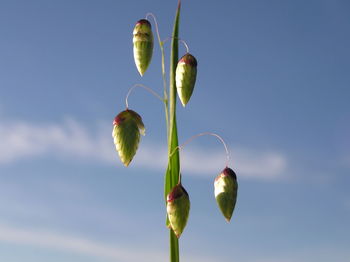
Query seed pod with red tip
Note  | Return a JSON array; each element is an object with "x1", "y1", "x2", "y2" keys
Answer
[
  {"x1": 175, "y1": 53, "x2": 197, "y2": 106},
  {"x1": 214, "y1": 167, "x2": 238, "y2": 222},
  {"x1": 166, "y1": 183, "x2": 190, "y2": 238},
  {"x1": 112, "y1": 109, "x2": 145, "y2": 167},
  {"x1": 133, "y1": 19, "x2": 154, "y2": 76}
]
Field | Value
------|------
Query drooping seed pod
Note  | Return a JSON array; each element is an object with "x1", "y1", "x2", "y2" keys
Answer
[
  {"x1": 175, "y1": 53, "x2": 197, "y2": 107},
  {"x1": 214, "y1": 167, "x2": 238, "y2": 222},
  {"x1": 112, "y1": 109, "x2": 145, "y2": 167},
  {"x1": 133, "y1": 19, "x2": 154, "y2": 76},
  {"x1": 166, "y1": 183, "x2": 190, "y2": 238}
]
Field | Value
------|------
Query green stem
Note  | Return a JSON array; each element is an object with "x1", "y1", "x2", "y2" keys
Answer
[
  {"x1": 161, "y1": 42, "x2": 170, "y2": 141},
  {"x1": 165, "y1": 1, "x2": 181, "y2": 262},
  {"x1": 146, "y1": 12, "x2": 170, "y2": 140}
]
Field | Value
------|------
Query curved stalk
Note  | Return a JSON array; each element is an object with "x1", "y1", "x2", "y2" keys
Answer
[
  {"x1": 125, "y1": 84, "x2": 164, "y2": 109},
  {"x1": 162, "y1": 37, "x2": 190, "y2": 54},
  {"x1": 171, "y1": 132, "x2": 231, "y2": 168}
]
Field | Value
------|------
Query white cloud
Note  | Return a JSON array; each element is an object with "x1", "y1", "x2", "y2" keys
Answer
[
  {"x1": 0, "y1": 223, "x2": 158, "y2": 262},
  {"x1": 249, "y1": 259, "x2": 295, "y2": 262},
  {"x1": 180, "y1": 147, "x2": 286, "y2": 180},
  {"x1": 0, "y1": 118, "x2": 287, "y2": 180},
  {"x1": 0, "y1": 118, "x2": 114, "y2": 164},
  {"x1": 0, "y1": 223, "x2": 218, "y2": 262}
]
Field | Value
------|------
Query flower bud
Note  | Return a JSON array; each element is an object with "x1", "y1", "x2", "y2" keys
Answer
[
  {"x1": 214, "y1": 167, "x2": 238, "y2": 222},
  {"x1": 133, "y1": 19, "x2": 154, "y2": 76},
  {"x1": 112, "y1": 109, "x2": 145, "y2": 166},
  {"x1": 175, "y1": 53, "x2": 197, "y2": 106},
  {"x1": 166, "y1": 184, "x2": 190, "y2": 238}
]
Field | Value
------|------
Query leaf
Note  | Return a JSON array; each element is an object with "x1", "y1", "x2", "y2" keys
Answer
[{"x1": 164, "y1": 1, "x2": 181, "y2": 261}]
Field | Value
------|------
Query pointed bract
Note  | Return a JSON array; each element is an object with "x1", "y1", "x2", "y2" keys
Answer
[
  {"x1": 166, "y1": 184, "x2": 190, "y2": 238},
  {"x1": 214, "y1": 167, "x2": 238, "y2": 222},
  {"x1": 133, "y1": 19, "x2": 154, "y2": 76},
  {"x1": 112, "y1": 109, "x2": 145, "y2": 166},
  {"x1": 175, "y1": 53, "x2": 197, "y2": 106}
]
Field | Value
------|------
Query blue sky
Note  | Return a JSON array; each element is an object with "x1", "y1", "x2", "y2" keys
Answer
[{"x1": 0, "y1": 0, "x2": 349, "y2": 261}]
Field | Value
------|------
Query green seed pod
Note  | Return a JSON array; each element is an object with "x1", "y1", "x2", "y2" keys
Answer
[
  {"x1": 214, "y1": 167, "x2": 238, "y2": 222},
  {"x1": 133, "y1": 19, "x2": 154, "y2": 76},
  {"x1": 166, "y1": 183, "x2": 190, "y2": 238},
  {"x1": 175, "y1": 53, "x2": 197, "y2": 107},
  {"x1": 112, "y1": 109, "x2": 145, "y2": 167}
]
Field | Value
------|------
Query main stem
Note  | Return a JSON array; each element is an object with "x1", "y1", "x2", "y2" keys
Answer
[{"x1": 166, "y1": 1, "x2": 181, "y2": 262}]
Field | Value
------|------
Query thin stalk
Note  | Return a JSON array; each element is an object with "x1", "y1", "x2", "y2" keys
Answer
[
  {"x1": 171, "y1": 132, "x2": 231, "y2": 168},
  {"x1": 162, "y1": 48, "x2": 170, "y2": 142},
  {"x1": 146, "y1": 13, "x2": 170, "y2": 141},
  {"x1": 162, "y1": 37, "x2": 190, "y2": 54},
  {"x1": 125, "y1": 84, "x2": 164, "y2": 109}
]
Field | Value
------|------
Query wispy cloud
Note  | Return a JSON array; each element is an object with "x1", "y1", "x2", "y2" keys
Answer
[
  {"x1": 0, "y1": 223, "x2": 164, "y2": 262},
  {"x1": 249, "y1": 259, "x2": 296, "y2": 262},
  {"x1": 180, "y1": 147, "x2": 286, "y2": 180},
  {"x1": 0, "y1": 223, "x2": 218, "y2": 262},
  {"x1": 0, "y1": 118, "x2": 113, "y2": 164},
  {"x1": 0, "y1": 118, "x2": 287, "y2": 180}
]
